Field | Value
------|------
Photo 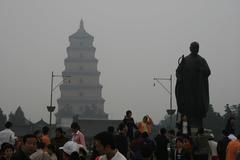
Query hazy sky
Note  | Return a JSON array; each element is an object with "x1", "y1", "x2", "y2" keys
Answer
[{"x1": 0, "y1": 0, "x2": 239, "y2": 124}]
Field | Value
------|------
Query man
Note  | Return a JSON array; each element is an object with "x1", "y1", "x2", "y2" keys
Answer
[
  {"x1": 123, "y1": 110, "x2": 137, "y2": 142},
  {"x1": 51, "y1": 127, "x2": 68, "y2": 160},
  {"x1": 12, "y1": 134, "x2": 37, "y2": 160},
  {"x1": 94, "y1": 131, "x2": 126, "y2": 160},
  {"x1": 29, "y1": 142, "x2": 50, "y2": 160},
  {"x1": 154, "y1": 128, "x2": 169, "y2": 160},
  {"x1": 192, "y1": 128, "x2": 211, "y2": 160},
  {"x1": 41, "y1": 126, "x2": 51, "y2": 147},
  {"x1": 115, "y1": 123, "x2": 128, "y2": 158},
  {"x1": 71, "y1": 122, "x2": 86, "y2": 147},
  {"x1": 217, "y1": 130, "x2": 230, "y2": 160},
  {"x1": 0, "y1": 121, "x2": 16, "y2": 147},
  {"x1": 175, "y1": 41, "x2": 211, "y2": 128}
]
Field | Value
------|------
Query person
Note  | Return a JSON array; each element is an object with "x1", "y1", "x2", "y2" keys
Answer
[
  {"x1": 60, "y1": 141, "x2": 87, "y2": 160},
  {"x1": 123, "y1": 110, "x2": 138, "y2": 142},
  {"x1": 176, "y1": 115, "x2": 191, "y2": 137},
  {"x1": 33, "y1": 130, "x2": 42, "y2": 147},
  {"x1": 141, "y1": 132, "x2": 155, "y2": 160},
  {"x1": 183, "y1": 137, "x2": 193, "y2": 160},
  {"x1": 129, "y1": 131, "x2": 144, "y2": 160},
  {"x1": 192, "y1": 128, "x2": 210, "y2": 160},
  {"x1": 208, "y1": 134, "x2": 218, "y2": 160},
  {"x1": 12, "y1": 134, "x2": 37, "y2": 160},
  {"x1": 175, "y1": 138, "x2": 191, "y2": 160},
  {"x1": 154, "y1": 128, "x2": 169, "y2": 160},
  {"x1": 217, "y1": 130, "x2": 230, "y2": 160},
  {"x1": 0, "y1": 122, "x2": 16, "y2": 147},
  {"x1": 175, "y1": 41, "x2": 211, "y2": 128},
  {"x1": 51, "y1": 127, "x2": 68, "y2": 160},
  {"x1": 138, "y1": 115, "x2": 153, "y2": 135},
  {"x1": 168, "y1": 130, "x2": 176, "y2": 160},
  {"x1": 94, "y1": 131, "x2": 126, "y2": 160},
  {"x1": 114, "y1": 123, "x2": 128, "y2": 158},
  {"x1": 47, "y1": 144, "x2": 57, "y2": 160},
  {"x1": 225, "y1": 116, "x2": 236, "y2": 135},
  {"x1": 41, "y1": 126, "x2": 51, "y2": 147},
  {"x1": 107, "y1": 126, "x2": 115, "y2": 136},
  {"x1": 0, "y1": 143, "x2": 14, "y2": 160},
  {"x1": 71, "y1": 122, "x2": 86, "y2": 147},
  {"x1": 29, "y1": 142, "x2": 50, "y2": 160},
  {"x1": 225, "y1": 134, "x2": 240, "y2": 160}
]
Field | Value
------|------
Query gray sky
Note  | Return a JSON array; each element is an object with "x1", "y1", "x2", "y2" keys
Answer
[{"x1": 0, "y1": 0, "x2": 239, "y2": 124}]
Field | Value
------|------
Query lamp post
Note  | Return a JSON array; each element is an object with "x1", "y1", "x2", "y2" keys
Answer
[
  {"x1": 47, "y1": 71, "x2": 71, "y2": 126},
  {"x1": 153, "y1": 75, "x2": 176, "y2": 128}
]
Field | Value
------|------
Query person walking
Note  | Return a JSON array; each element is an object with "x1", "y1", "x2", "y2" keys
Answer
[
  {"x1": 0, "y1": 122, "x2": 16, "y2": 147},
  {"x1": 123, "y1": 110, "x2": 138, "y2": 142},
  {"x1": 71, "y1": 122, "x2": 86, "y2": 147}
]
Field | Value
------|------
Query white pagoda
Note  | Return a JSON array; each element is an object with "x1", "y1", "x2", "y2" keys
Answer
[{"x1": 56, "y1": 20, "x2": 108, "y2": 126}]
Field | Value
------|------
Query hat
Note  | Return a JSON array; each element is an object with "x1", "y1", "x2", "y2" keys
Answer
[
  {"x1": 59, "y1": 141, "x2": 80, "y2": 155},
  {"x1": 228, "y1": 134, "x2": 237, "y2": 140},
  {"x1": 59, "y1": 141, "x2": 88, "y2": 156}
]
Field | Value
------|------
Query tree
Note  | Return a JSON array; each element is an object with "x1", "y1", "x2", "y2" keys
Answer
[
  {"x1": 203, "y1": 104, "x2": 224, "y2": 140},
  {"x1": 8, "y1": 106, "x2": 32, "y2": 126},
  {"x1": 0, "y1": 107, "x2": 7, "y2": 129}
]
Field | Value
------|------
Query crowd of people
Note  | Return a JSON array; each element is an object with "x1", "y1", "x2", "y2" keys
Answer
[
  {"x1": 0, "y1": 121, "x2": 88, "y2": 160},
  {"x1": 0, "y1": 111, "x2": 240, "y2": 160}
]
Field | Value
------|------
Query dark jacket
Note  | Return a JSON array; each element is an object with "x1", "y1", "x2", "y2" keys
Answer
[
  {"x1": 217, "y1": 136, "x2": 230, "y2": 160},
  {"x1": 11, "y1": 149, "x2": 31, "y2": 160},
  {"x1": 123, "y1": 117, "x2": 137, "y2": 141},
  {"x1": 51, "y1": 135, "x2": 68, "y2": 160},
  {"x1": 115, "y1": 133, "x2": 128, "y2": 158},
  {"x1": 154, "y1": 134, "x2": 169, "y2": 160}
]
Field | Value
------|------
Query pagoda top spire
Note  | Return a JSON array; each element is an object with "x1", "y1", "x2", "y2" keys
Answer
[
  {"x1": 79, "y1": 19, "x2": 85, "y2": 32},
  {"x1": 69, "y1": 19, "x2": 93, "y2": 39}
]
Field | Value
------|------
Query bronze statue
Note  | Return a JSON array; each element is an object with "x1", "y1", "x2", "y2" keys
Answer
[{"x1": 175, "y1": 42, "x2": 211, "y2": 128}]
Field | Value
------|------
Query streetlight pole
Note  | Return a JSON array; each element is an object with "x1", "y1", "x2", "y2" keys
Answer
[
  {"x1": 153, "y1": 75, "x2": 175, "y2": 128},
  {"x1": 47, "y1": 71, "x2": 71, "y2": 126},
  {"x1": 47, "y1": 72, "x2": 55, "y2": 126}
]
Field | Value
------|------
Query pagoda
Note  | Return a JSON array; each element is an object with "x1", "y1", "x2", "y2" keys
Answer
[{"x1": 56, "y1": 20, "x2": 108, "y2": 126}]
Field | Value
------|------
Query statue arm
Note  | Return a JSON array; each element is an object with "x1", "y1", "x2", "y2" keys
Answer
[{"x1": 200, "y1": 58, "x2": 211, "y2": 77}]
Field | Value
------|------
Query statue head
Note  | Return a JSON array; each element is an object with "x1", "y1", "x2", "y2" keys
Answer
[{"x1": 190, "y1": 41, "x2": 199, "y2": 55}]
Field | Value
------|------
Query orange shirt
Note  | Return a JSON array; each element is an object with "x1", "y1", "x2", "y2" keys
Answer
[
  {"x1": 41, "y1": 135, "x2": 51, "y2": 146},
  {"x1": 138, "y1": 117, "x2": 153, "y2": 134},
  {"x1": 226, "y1": 140, "x2": 240, "y2": 160}
]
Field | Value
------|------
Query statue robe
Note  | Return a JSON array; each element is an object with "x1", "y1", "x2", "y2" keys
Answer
[{"x1": 175, "y1": 53, "x2": 211, "y2": 127}]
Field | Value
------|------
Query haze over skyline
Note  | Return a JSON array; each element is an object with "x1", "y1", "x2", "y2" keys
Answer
[{"x1": 0, "y1": 0, "x2": 239, "y2": 124}]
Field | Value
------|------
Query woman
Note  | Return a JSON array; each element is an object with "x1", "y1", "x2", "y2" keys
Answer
[
  {"x1": 177, "y1": 115, "x2": 191, "y2": 137},
  {"x1": 175, "y1": 138, "x2": 191, "y2": 160},
  {"x1": 138, "y1": 115, "x2": 153, "y2": 135},
  {"x1": 0, "y1": 143, "x2": 14, "y2": 160}
]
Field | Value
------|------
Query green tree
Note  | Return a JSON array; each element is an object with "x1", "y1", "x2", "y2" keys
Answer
[{"x1": 203, "y1": 104, "x2": 224, "y2": 140}]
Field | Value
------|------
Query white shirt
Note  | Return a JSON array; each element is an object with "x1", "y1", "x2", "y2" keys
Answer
[
  {"x1": 182, "y1": 122, "x2": 188, "y2": 134},
  {"x1": 208, "y1": 140, "x2": 218, "y2": 156},
  {"x1": 0, "y1": 128, "x2": 16, "y2": 147},
  {"x1": 99, "y1": 151, "x2": 127, "y2": 160}
]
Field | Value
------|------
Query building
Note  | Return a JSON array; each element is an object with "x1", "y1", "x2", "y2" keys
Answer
[{"x1": 56, "y1": 20, "x2": 108, "y2": 127}]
